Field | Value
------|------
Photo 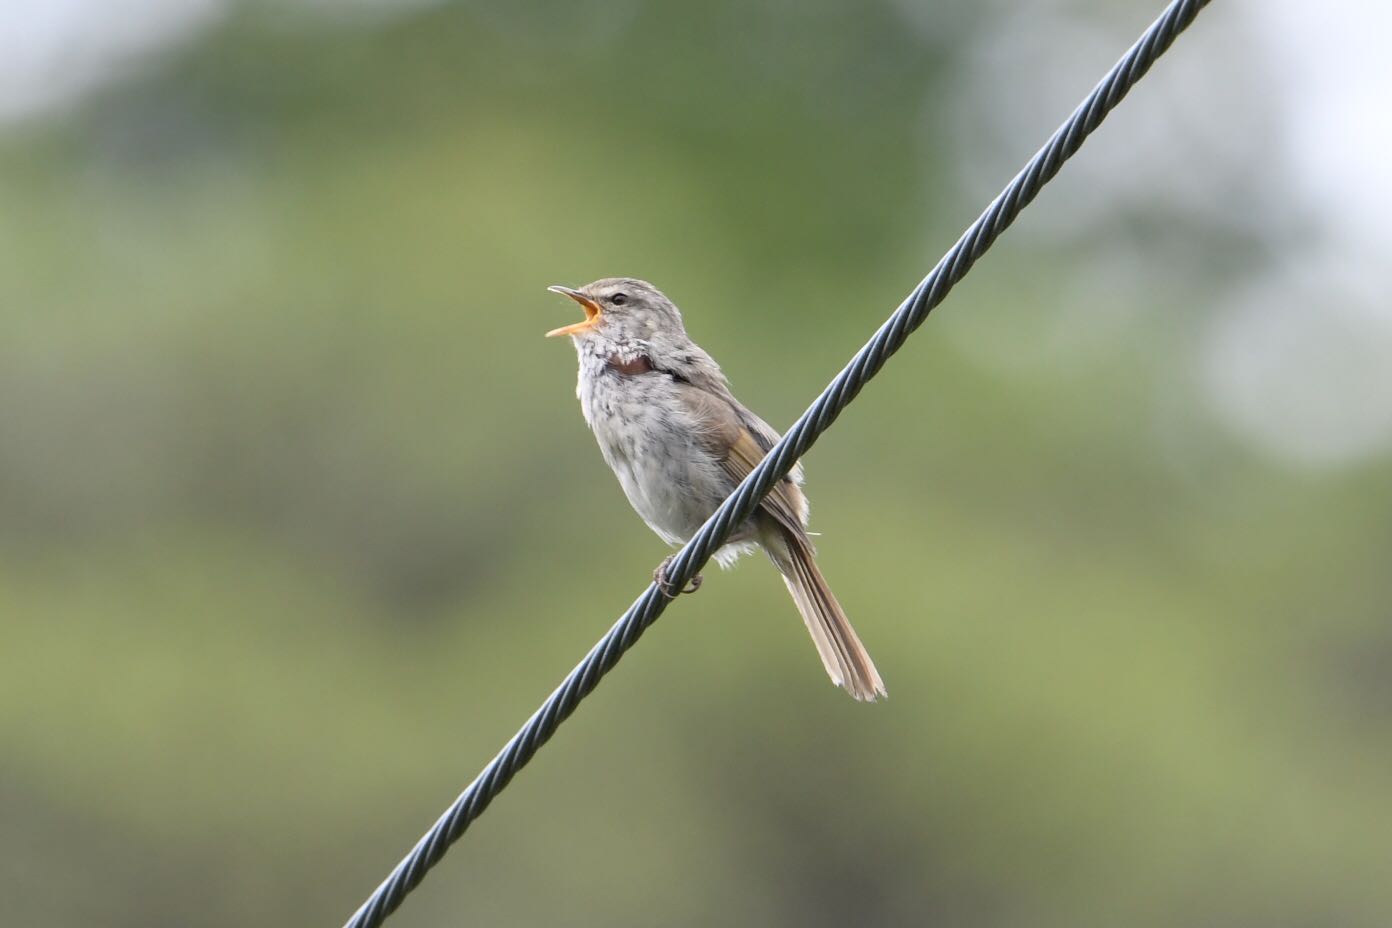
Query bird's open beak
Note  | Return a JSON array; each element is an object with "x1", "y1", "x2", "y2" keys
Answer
[{"x1": 546, "y1": 286, "x2": 603, "y2": 337}]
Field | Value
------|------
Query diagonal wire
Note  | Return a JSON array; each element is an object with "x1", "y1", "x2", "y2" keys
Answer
[{"x1": 343, "y1": 1, "x2": 1211, "y2": 924}]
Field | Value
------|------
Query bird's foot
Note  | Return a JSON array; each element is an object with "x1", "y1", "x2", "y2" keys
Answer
[{"x1": 654, "y1": 555, "x2": 703, "y2": 598}]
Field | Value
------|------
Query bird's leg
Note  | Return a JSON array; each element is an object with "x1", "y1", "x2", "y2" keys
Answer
[{"x1": 653, "y1": 555, "x2": 703, "y2": 598}]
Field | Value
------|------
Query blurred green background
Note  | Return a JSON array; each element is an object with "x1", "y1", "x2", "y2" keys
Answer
[{"x1": 3, "y1": 1, "x2": 1391, "y2": 925}]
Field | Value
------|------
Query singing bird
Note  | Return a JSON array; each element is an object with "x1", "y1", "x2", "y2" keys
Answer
[{"x1": 547, "y1": 278, "x2": 885, "y2": 701}]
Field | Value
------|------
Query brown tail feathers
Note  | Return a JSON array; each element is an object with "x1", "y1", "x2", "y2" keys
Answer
[{"x1": 764, "y1": 527, "x2": 886, "y2": 702}]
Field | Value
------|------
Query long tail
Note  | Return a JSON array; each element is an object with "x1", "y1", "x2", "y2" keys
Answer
[{"x1": 764, "y1": 528, "x2": 886, "y2": 702}]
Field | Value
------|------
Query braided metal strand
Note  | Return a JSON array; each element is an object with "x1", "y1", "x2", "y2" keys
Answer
[{"x1": 344, "y1": 1, "x2": 1210, "y2": 924}]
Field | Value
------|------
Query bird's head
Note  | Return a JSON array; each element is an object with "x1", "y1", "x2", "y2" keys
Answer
[{"x1": 546, "y1": 278, "x2": 686, "y2": 349}]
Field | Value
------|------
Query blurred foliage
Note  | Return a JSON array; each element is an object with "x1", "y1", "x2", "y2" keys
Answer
[{"x1": 1, "y1": 1, "x2": 1390, "y2": 926}]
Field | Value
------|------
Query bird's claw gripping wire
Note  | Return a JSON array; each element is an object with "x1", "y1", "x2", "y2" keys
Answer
[{"x1": 654, "y1": 555, "x2": 703, "y2": 597}]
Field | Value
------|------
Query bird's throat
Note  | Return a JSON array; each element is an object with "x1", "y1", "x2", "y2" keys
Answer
[{"x1": 605, "y1": 353, "x2": 654, "y2": 376}]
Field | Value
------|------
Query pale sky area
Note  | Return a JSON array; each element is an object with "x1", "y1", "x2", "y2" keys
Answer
[
  {"x1": 1217, "y1": 1, "x2": 1392, "y2": 467},
  {"x1": 0, "y1": 0, "x2": 1387, "y2": 468}
]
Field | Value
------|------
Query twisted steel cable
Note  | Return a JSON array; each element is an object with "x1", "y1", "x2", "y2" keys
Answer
[{"x1": 344, "y1": 1, "x2": 1211, "y2": 924}]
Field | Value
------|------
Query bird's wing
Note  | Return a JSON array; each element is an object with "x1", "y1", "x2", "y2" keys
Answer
[{"x1": 674, "y1": 382, "x2": 809, "y2": 541}]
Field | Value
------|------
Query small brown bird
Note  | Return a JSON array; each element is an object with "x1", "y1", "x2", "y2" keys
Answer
[{"x1": 547, "y1": 278, "x2": 886, "y2": 701}]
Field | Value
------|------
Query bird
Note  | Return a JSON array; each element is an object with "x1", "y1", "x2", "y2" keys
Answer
[{"x1": 546, "y1": 277, "x2": 886, "y2": 701}]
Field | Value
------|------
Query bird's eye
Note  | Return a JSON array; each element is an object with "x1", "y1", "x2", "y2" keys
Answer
[{"x1": 609, "y1": 293, "x2": 628, "y2": 306}]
